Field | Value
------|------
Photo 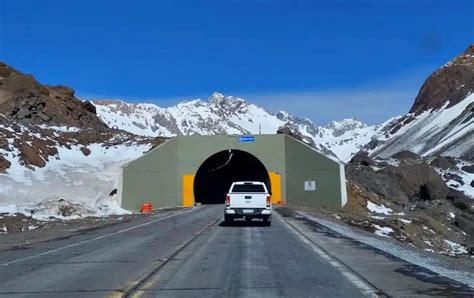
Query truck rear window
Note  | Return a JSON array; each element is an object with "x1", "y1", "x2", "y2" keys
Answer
[{"x1": 231, "y1": 184, "x2": 266, "y2": 193}]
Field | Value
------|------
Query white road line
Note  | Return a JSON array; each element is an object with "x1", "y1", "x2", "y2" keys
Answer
[
  {"x1": 1, "y1": 208, "x2": 198, "y2": 266},
  {"x1": 277, "y1": 213, "x2": 377, "y2": 298}
]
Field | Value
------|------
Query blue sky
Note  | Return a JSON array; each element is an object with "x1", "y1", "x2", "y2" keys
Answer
[{"x1": 1, "y1": 1, "x2": 473, "y2": 125}]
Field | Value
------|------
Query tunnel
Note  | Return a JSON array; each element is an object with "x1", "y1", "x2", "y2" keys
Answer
[{"x1": 193, "y1": 149, "x2": 271, "y2": 204}]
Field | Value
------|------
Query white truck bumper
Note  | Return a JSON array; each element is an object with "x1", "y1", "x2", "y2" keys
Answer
[{"x1": 225, "y1": 208, "x2": 271, "y2": 215}]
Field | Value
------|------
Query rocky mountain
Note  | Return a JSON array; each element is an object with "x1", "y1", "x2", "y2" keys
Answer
[
  {"x1": 340, "y1": 46, "x2": 474, "y2": 256},
  {"x1": 0, "y1": 61, "x2": 161, "y2": 216},
  {"x1": 93, "y1": 92, "x2": 380, "y2": 161},
  {"x1": 0, "y1": 62, "x2": 107, "y2": 131},
  {"x1": 345, "y1": 153, "x2": 474, "y2": 256},
  {"x1": 365, "y1": 45, "x2": 474, "y2": 160},
  {"x1": 411, "y1": 45, "x2": 474, "y2": 114}
]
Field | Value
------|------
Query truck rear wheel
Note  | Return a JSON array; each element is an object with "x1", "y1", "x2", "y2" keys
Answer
[
  {"x1": 225, "y1": 215, "x2": 233, "y2": 224},
  {"x1": 263, "y1": 217, "x2": 271, "y2": 226}
]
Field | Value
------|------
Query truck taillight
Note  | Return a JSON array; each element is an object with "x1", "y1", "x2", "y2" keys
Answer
[
  {"x1": 266, "y1": 195, "x2": 271, "y2": 207},
  {"x1": 225, "y1": 195, "x2": 230, "y2": 207}
]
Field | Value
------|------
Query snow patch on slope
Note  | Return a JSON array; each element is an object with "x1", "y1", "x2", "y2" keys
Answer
[
  {"x1": 367, "y1": 201, "x2": 393, "y2": 215},
  {"x1": 369, "y1": 94, "x2": 474, "y2": 158},
  {"x1": 372, "y1": 224, "x2": 394, "y2": 237},
  {"x1": 0, "y1": 140, "x2": 151, "y2": 218},
  {"x1": 435, "y1": 160, "x2": 474, "y2": 199}
]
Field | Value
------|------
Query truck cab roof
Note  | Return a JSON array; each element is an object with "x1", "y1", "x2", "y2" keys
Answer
[
  {"x1": 232, "y1": 181, "x2": 266, "y2": 185},
  {"x1": 229, "y1": 181, "x2": 268, "y2": 193}
]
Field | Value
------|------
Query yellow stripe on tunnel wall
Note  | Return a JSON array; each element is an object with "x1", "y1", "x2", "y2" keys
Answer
[
  {"x1": 269, "y1": 172, "x2": 282, "y2": 204},
  {"x1": 182, "y1": 175, "x2": 195, "y2": 207}
]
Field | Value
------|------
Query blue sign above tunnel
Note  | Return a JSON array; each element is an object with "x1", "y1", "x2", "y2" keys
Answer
[{"x1": 238, "y1": 136, "x2": 255, "y2": 142}]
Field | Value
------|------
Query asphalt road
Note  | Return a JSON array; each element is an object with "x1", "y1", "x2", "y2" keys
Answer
[{"x1": 0, "y1": 205, "x2": 472, "y2": 297}]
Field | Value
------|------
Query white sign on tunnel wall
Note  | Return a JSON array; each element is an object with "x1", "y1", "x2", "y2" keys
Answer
[{"x1": 304, "y1": 181, "x2": 316, "y2": 191}]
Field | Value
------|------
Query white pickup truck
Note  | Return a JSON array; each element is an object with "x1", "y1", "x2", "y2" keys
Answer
[{"x1": 224, "y1": 181, "x2": 272, "y2": 226}]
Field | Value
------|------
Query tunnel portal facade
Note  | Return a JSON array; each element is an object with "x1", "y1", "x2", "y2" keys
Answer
[{"x1": 119, "y1": 135, "x2": 347, "y2": 211}]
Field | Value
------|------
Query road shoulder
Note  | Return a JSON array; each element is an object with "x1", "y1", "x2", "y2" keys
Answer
[
  {"x1": 0, "y1": 207, "x2": 187, "y2": 251},
  {"x1": 276, "y1": 207, "x2": 474, "y2": 297}
]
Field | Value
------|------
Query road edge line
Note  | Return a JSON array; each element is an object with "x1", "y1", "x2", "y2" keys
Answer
[{"x1": 276, "y1": 212, "x2": 379, "y2": 298}]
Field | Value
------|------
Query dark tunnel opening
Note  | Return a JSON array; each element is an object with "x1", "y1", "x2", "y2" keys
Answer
[{"x1": 193, "y1": 149, "x2": 271, "y2": 204}]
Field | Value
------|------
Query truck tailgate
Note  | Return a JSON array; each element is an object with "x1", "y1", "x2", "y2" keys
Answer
[{"x1": 229, "y1": 193, "x2": 267, "y2": 208}]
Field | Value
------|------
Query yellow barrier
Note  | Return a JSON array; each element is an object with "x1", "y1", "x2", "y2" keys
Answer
[
  {"x1": 269, "y1": 172, "x2": 282, "y2": 204},
  {"x1": 182, "y1": 174, "x2": 195, "y2": 207}
]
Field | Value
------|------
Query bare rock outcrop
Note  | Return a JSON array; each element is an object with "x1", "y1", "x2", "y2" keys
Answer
[
  {"x1": 461, "y1": 165, "x2": 474, "y2": 174},
  {"x1": 80, "y1": 147, "x2": 91, "y2": 156},
  {"x1": 0, "y1": 62, "x2": 108, "y2": 131},
  {"x1": 380, "y1": 163, "x2": 449, "y2": 201},
  {"x1": 410, "y1": 44, "x2": 474, "y2": 114},
  {"x1": 391, "y1": 150, "x2": 420, "y2": 162},
  {"x1": 430, "y1": 156, "x2": 456, "y2": 169},
  {"x1": 276, "y1": 125, "x2": 305, "y2": 142},
  {"x1": 0, "y1": 156, "x2": 11, "y2": 173},
  {"x1": 347, "y1": 161, "x2": 472, "y2": 209},
  {"x1": 345, "y1": 161, "x2": 474, "y2": 254},
  {"x1": 349, "y1": 151, "x2": 374, "y2": 166}
]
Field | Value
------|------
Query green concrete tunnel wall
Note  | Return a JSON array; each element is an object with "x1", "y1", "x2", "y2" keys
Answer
[{"x1": 118, "y1": 134, "x2": 347, "y2": 211}]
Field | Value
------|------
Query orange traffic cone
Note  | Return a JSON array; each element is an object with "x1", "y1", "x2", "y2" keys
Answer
[{"x1": 140, "y1": 202, "x2": 153, "y2": 213}]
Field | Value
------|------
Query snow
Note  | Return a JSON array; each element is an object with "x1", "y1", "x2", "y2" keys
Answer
[
  {"x1": 27, "y1": 225, "x2": 38, "y2": 231},
  {"x1": 367, "y1": 201, "x2": 393, "y2": 215},
  {"x1": 454, "y1": 163, "x2": 474, "y2": 199},
  {"x1": 370, "y1": 215, "x2": 385, "y2": 220},
  {"x1": 0, "y1": 141, "x2": 150, "y2": 219},
  {"x1": 422, "y1": 226, "x2": 436, "y2": 234},
  {"x1": 443, "y1": 240, "x2": 468, "y2": 256},
  {"x1": 370, "y1": 94, "x2": 474, "y2": 158},
  {"x1": 315, "y1": 118, "x2": 381, "y2": 161},
  {"x1": 298, "y1": 211, "x2": 474, "y2": 287},
  {"x1": 399, "y1": 218, "x2": 412, "y2": 224},
  {"x1": 37, "y1": 124, "x2": 81, "y2": 132},
  {"x1": 0, "y1": 204, "x2": 19, "y2": 214},
  {"x1": 372, "y1": 224, "x2": 394, "y2": 237},
  {"x1": 0, "y1": 195, "x2": 131, "y2": 221},
  {"x1": 436, "y1": 160, "x2": 474, "y2": 199}
]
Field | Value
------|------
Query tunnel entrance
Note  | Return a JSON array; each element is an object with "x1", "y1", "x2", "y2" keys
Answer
[{"x1": 193, "y1": 149, "x2": 271, "y2": 204}]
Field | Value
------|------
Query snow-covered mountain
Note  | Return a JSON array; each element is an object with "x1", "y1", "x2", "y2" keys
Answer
[
  {"x1": 365, "y1": 45, "x2": 474, "y2": 160},
  {"x1": 93, "y1": 92, "x2": 379, "y2": 161},
  {"x1": 366, "y1": 94, "x2": 473, "y2": 159},
  {"x1": 92, "y1": 45, "x2": 473, "y2": 163}
]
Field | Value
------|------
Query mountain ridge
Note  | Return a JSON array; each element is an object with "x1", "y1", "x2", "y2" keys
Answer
[
  {"x1": 93, "y1": 41, "x2": 473, "y2": 162},
  {"x1": 364, "y1": 44, "x2": 474, "y2": 159},
  {"x1": 93, "y1": 92, "x2": 379, "y2": 161}
]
